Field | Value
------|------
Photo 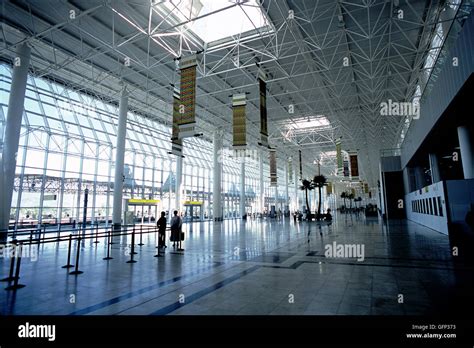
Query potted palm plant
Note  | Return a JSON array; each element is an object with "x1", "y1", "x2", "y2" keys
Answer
[
  {"x1": 348, "y1": 192, "x2": 355, "y2": 211},
  {"x1": 312, "y1": 175, "x2": 327, "y2": 220},
  {"x1": 340, "y1": 191, "x2": 348, "y2": 212},
  {"x1": 299, "y1": 179, "x2": 314, "y2": 220}
]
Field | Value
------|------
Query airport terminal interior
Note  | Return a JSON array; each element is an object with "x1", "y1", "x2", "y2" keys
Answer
[{"x1": 0, "y1": 0, "x2": 474, "y2": 316}]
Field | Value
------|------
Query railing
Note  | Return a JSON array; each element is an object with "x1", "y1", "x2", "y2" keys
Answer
[{"x1": 1, "y1": 223, "x2": 169, "y2": 291}]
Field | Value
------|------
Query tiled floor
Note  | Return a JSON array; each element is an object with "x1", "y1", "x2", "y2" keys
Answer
[{"x1": 1, "y1": 214, "x2": 473, "y2": 315}]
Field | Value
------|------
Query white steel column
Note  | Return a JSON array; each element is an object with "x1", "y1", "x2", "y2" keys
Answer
[
  {"x1": 112, "y1": 87, "x2": 128, "y2": 229},
  {"x1": 259, "y1": 151, "x2": 264, "y2": 213},
  {"x1": 239, "y1": 158, "x2": 246, "y2": 218},
  {"x1": 294, "y1": 164, "x2": 298, "y2": 212},
  {"x1": 414, "y1": 167, "x2": 425, "y2": 190},
  {"x1": 428, "y1": 153, "x2": 441, "y2": 183},
  {"x1": 285, "y1": 164, "x2": 289, "y2": 213},
  {"x1": 212, "y1": 130, "x2": 223, "y2": 221},
  {"x1": 175, "y1": 155, "x2": 183, "y2": 212},
  {"x1": 274, "y1": 185, "x2": 279, "y2": 213},
  {"x1": 0, "y1": 43, "x2": 31, "y2": 241},
  {"x1": 457, "y1": 126, "x2": 473, "y2": 179}
]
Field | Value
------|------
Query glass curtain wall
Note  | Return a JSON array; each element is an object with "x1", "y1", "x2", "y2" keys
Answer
[{"x1": 0, "y1": 64, "x2": 287, "y2": 227}]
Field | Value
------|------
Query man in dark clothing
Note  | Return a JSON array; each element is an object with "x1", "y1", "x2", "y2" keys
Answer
[
  {"x1": 157, "y1": 211, "x2": 167, "y2": 249},
  {"x1": 170, "y1": 210, "x2": 183, "y2": 250}
]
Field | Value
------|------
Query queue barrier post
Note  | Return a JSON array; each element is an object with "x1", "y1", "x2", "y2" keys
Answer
[
  {"x1": 61, "y1": 234, "x2": 74, "y2": 269},
  {"x1": 69, "y1": 237, "x2": 83, "y2": 275}
]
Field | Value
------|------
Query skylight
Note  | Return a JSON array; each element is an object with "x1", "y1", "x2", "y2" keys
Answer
[
  {"x1": 162, "y1": 0, "x2": 270, "y2": 43},
  {"x1": 288, "y1": 116, "x2": 331, "y2": 130},
  {"x1": 320, "y1": 151, "x2": 337, "y2": 158}
]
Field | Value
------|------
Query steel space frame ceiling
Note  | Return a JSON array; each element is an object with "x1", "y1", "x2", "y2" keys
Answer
[{"x1": 0, "y1": 0, "x2": 471, "y2": 186}]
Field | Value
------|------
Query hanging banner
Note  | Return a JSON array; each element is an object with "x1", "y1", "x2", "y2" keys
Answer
[
  {"x1": 336, "y1": 138, "x2": 343, "y2": 176},
  {"x1": 351, "y1": 188, "x2": 355, "y2": 195},
  {"x1": 288, "y1": 158, "x2": 293, "y2": 184},
  {"x1": 232, "y1": 93, "x2": 247, "y2": 150},
  {"x1": 299, "y1": 149, "x2": 302, "y2": 180},
  {"x1": 258, "y1": 69, "x2": 268, "y2": 147},
  {"x1": 269, "y1": 149, "x2": 277, "y2": 186},
  {"x1": 349, "y1": 152, "x2": 359, "y2": 180},
  {"x1": 364, "y1": 183, "x2": 369, "y2": 194},
  {"x1": 171, "y1": 87, "x2": 183, "y2": 156},
  {"x1": 343, "y1": 160, "x2": 350, "y2": 177},
  {"x1": 178, "y1": 55, "x2": 197, "y2": 138},
  {"x1": 326, "y1": 182, "x2": 333, "y2": 195}
]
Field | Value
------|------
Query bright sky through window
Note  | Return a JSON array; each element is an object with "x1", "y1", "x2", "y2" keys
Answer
[
  {"x1": 163, "y1": 0, "x2": 270, "y2": 43},
  {"x1": 288, "y1": 116, "x2": 331, "y2": 130},
  {"x1": 321, "y1": 151, "x2": 337, "y2": 158}
]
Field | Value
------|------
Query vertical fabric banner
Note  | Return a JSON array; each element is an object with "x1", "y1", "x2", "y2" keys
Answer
[
  {"x1": 343, "y1": 160, "x2": 350, "y2": 177},
  {"x1": 179, "y1": 54, "x2": 197, "y2": 138},
  {"x1": 171, "y1": 87, "x2": 182, "y2": 156},
  {"x1": 269, "y1": 149, "x2": 277, "y2": 186},
  {"x1": 336, "y1": 138, "x2": 343, "y2": 176},
  {"x1": 326, "y1": 182, "x2": 333, "y2": 195},
  {"x1": 299, "y1": 149, "x2": 302, "y2": 180},
  {"x1": 364, "y1": 183, "x2": 369, "y2": 194},
  {"x1": 258, "y1": 69, "x2": 268, "y2": 147},
  {"x1": 351, "y1": 188, "x2": 355, "y2": 195},
  {"x1": 349, "y1": 152, "x2": 359, "y2": 180},
  {"x1": 232, "y1": 93, "x2": 247, "y2": 151}
]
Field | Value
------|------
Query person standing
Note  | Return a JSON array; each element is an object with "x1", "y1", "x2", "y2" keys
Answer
[
  {"x1": 157, "y1": 211, "x2": 167, "y2": 250},
  {"x1": 170, "y1": 210, "x2": 183, "y2": 250}
]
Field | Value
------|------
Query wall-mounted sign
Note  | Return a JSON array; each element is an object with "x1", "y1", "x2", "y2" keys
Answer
[
  {"x1": 128, "y1": 199, "x2": 160, "y2": 205},
  {"x1": 349, "y1": 152, "x2": 359, "y2": 180},
  {"x1": 184, "y1": 201, "x2": 203, "y2": 205}
]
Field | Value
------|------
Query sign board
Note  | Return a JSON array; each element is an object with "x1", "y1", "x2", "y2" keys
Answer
[
  {"x1": 349, "y1": 152, "x2": 359, "y2": 179},
  {"x1": 128, "y1": 199, "x2": 160, "y2": 205},
  {"x1": 44, "y1": 195, "x2": 57, "y2": 201},
  {"x1": 184, "y1": 201, "x2": 203, "y2": 206}
]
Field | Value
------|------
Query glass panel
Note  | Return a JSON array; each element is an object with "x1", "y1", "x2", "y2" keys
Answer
[
  {"x1": 81, "y1": 126, "x2": 96, "y2": 140},
  {"x1": 46, "y1": 152, "x2": 63, "y2": 173},
  {"x1": 33, "y1": 77, "x2": 51, "y2": 91},
  {"x1": 103, "y1": 121, "x2": 115, "y2": 134},
  {"x1": 24, "y1": 149, "x2": 45, "y2": 175},
  {"x1": 26, "y1": 112, "x2": 46, "y2": 127},
  {"x1": 24, "y1": 97, "x2": 41, "y2": 113}
]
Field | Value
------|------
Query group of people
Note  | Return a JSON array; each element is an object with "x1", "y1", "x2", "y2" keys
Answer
[
  {"x1": 293, "y1": 208, "x2": 333, "y2": 222},
  {"x1": 156, "y1": 210, "x2": 184, "y2": 252}
]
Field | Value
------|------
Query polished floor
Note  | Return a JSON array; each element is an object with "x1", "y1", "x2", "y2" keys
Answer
[{"x1": 1, "y1": 214, "x2": 473, "y2": 315}]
